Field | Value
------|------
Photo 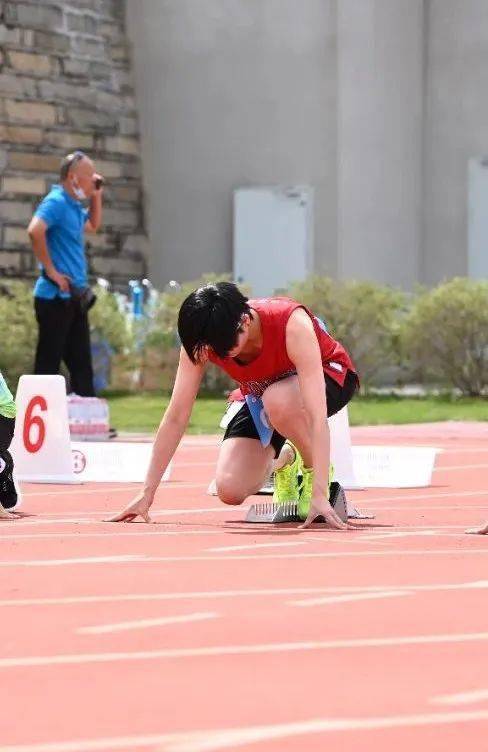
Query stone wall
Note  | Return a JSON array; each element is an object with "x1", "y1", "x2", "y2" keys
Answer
[{"x1": 0, "y1": 0, "x2": 148, "y2": 287}]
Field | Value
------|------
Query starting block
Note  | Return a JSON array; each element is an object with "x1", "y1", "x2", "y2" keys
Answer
[{"x1": 245, "y1": 481, "x2": 352, "y2": 523}]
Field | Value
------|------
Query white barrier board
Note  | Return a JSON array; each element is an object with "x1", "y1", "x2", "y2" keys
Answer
[
  {"x1": 11, "y1": 375, "x2": 78, "y2": 484},
  {"x1": 71, "y1": 441, "x2": 172, "y2": 484},
  {"x1": 352, "y1": 445, "x2": 439, "y2": 488},
  {"x1": 329, "y1": 407, "x2": 360, "y2": 489}
]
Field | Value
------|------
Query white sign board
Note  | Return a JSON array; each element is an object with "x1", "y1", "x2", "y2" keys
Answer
[
  {"x1": 11, "y1": 375, "x2": 78, "y2": 484},
  {"x1": 352, "y1": 446, "x2": 439, "y2": 488},
  {"x1": 71, "y1": 441, "x2": 172, "y2": 484},
  {"x1": 329, "y1": 407, "x2": 359, "y2": 489}
]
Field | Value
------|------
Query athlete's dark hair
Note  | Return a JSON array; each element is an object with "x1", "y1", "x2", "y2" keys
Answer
[{"x1": 178, "y1": 281, "x2": 251, "y2": 364}]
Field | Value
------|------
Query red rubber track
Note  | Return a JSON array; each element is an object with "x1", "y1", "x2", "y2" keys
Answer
[{"x1": 1, "y1": 422, "x2": 487, "y2": 752}]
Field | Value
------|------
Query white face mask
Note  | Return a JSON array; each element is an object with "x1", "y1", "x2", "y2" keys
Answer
[{"x1": 71, "y1": 179, "x2": 87, "y2": 201}]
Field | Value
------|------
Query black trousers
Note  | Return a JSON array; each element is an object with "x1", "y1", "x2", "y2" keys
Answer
[
  {"x1": 34, "y1": 297, "x2": 95, "y2": 397},
  {"x1": 0, "y1": 415, "x2": 15, "y2": 455}
]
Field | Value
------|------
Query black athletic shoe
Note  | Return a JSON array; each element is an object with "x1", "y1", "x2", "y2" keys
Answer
[{"x1": 0, "y1": 450, "x2": 17, "y2": 510}]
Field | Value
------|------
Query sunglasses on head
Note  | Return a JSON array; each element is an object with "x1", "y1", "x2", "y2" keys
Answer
[{"x1": 60, "y1": 150, "x2": 86, "y2": 180}]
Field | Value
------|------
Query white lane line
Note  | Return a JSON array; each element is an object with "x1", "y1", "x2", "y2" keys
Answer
[
  {"x1": 77, "y1": 611, "x2": 218, "y2": 635},
  {"x1": 0, "y1": 525, "x2": 471, "y2": 540},
  {"x1": 18, "y1": 485, "x2": 488, "y2": 508},
  {"x1": 1, "y1": 580, "x2": 487, "y2": 608},
  {"x1": 432, "y1": 689, "x2": 488, "y2": 706},
  {"x1": 359, "y1": 531, "x2": 442, "y2": 540},
  {"x1": 0, "y1": 555, "x2": 146, "y2": 567},
  {"x1": 291, "y1": 580, "x2": 488, "y2": 607},
  {"x1": 3, "y1": 710, "x2": 488, "y2": 752},
  {"x1": 0, "y1": 531, "x2": 226, "y2": 540},
  {"x1": 353, "y1": 489, "x2": 488, "y2": 504},
  {"x1": 1, "y1": 524, "x2": 470, "y2": 541},
  {"x1": 2, "y1": 548, "x2": 488, "y2": 568},
  {"x1": 20, "y1": 484, "x2": 141, "y2": 498},
  {"x1": 367, "y1": 505, "x2": 488, "y2": 511},
  {"x1": 2, "y1": 631, "x2": 488, "y2": 669},
  {"x1": 148, "y1": 710, "x2": 488, "y2": 752},
  {"x1": 289, "y1": 591, "x2": 412, "y2": 607},
  {"x1": 21, "y1": 482, "x2": 206, "y2": 498},
  {"x1": 443, "y1": 447, "x2": 488, "y2": 453},
  {"x1": 0, "y1": 518, "x2": 98, "y2": 527},
  {"x1": 207, "y1": 541, "x2": 306, "y2": 553},
  {"x1": 434, "y1": 463, "x2": 488, "y2": 471},
  {"x1": 0, "y1": 507, "x2": 230, "y2": 527}
]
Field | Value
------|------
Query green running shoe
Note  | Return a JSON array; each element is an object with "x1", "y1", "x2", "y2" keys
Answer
[
  {"x1": 297, "y1": 462, "x2": 335, "y2": 521},
  {"x1": 273, "y1": 443, "x2": 303, "y2": 504}
]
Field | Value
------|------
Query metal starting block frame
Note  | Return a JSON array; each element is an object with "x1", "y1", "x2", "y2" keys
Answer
[{"x1": 246, "y1": 481, "x2": 352, "y2": 524}]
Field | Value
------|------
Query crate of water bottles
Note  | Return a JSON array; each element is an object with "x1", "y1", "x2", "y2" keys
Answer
[{"x1": 67, "y1": 395, "x2": 110, "y2": 441}]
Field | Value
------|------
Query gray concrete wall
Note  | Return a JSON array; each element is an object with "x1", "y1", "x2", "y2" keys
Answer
[
  {"x1": 126, "y1": 0, "x2": 337, "y2": 289},
  {"x1": 423, "y1": 0, "x2": 488, "y2": 284},
  {"x1": 337, "y1": 0, "x2": 424, "y2": 287},
  {"x1": 127, "y1": 0, "x2": 488, "y2": 290}
]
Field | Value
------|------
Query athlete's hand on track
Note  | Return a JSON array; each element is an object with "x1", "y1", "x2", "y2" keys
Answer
[
  {"x1": 466, "y1": 523, "x2": 488, "y2": 535},
  {"x1": 0, "y1": 507, "x2": 18, "y2": 520},
  {"x1": 105, "y1": 491, "x2": 154, "y2": 523},
  {"x1": 299, "y1": 496, "x2": 351, "y2": 530}
]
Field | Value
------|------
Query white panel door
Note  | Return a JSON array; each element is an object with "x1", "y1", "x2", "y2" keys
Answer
[
  {"x1": 233, "y1": 186, "x2": 313, "y2": 297},
  {"x1": 468, "y1": 158, "x2": 488, "y2": 279}
]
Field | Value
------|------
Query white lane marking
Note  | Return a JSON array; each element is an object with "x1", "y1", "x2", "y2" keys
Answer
[
  {"x1": 432, "y1": 689, "x2": 488, "y2": 706},
  {"x1": 150, "y1": 710, "x2": 488, "y2": 752},
  {"x1": 77, "y1": 611, "x2": 218, "y2": 635},
  {"x1": 443, "y1": 447, "x2": 488, "y2": 453},
  {"x1": 18, "y1": 485, "x2": 488, "y2": 509},
  {"x1": 0, "y1": 524, "x2": 470, "y2": 540},
  {"x1": 434, "y1": 463, "x2": 488, "y2": 471},
  {"x1": 0, "y1": 555, "x2": 146, "y2": 567},
  {"x1": 21, "y1": 482, "x2": 207, "y2": 498},
  {"x1": 2, "y1": 631, "x2": 488, "y2": 669},
  {"x1": 0, "y1": 524, "x2": 470, "y2": 541},
  {"x1": 0, "y1": 518, "x2": 97, "y2": 527},
  {"x1": 352, "y1": 489, "x2": 488, "y2": 504},
  {"x1": 0, "y1": 530, "x2": 226, "y2": 540},
  {"x1": 1, "y1": 580, "x2": 487, "y2": 608},
  {"x1": 359, "y1": 531, "x2": 442, "y2": 540},
  {"x1": 291, "y1": 580, "x2": 488, "y2": 607},
  {"x1": 207, "y1": 541, "x2": 306, "y2": 552},
  {"x1": 20, "y1": 484, "x2": 141, "y2": 498},
  {"x1": 2, "y1": 549, "x2": 488, "y2": 567},
  {"x1": 0, "y1": 507, "x2": 230, "y2": 527},
  {"x1": 289, "y1": 591, "x2": 412, "y2": 606},
  {"x1": 3, "y1": 710, "x2": 488, "y2": 752},
  {"x1": 367, "y1": 505, "x2": 488, "y2": 511}
]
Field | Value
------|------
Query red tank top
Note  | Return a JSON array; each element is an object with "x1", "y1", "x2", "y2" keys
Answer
[{"x1": 207, "y1": 297, "x2": 356, "y2": 397}]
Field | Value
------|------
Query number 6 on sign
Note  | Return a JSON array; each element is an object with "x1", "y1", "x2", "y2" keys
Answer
[
  {"x1": 10, "y1": 375, "x2": 78, "y2": 484},
  {"x1": 23, "y1": 395, "x2": 47, "y2": 453}
]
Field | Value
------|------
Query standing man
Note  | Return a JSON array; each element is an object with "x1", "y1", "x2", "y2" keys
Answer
[{"x1": 27, "y1": 151, "x2": 104, "y2": 396}]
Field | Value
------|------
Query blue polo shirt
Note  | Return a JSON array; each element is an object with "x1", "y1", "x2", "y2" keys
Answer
[{"x1": 33, "y1": 184, "x2": 89, "y2": 299}]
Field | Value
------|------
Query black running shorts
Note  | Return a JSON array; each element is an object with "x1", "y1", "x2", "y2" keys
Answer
[{"x1": 223, "y1": 370, "x2": 359, "y2": 458}]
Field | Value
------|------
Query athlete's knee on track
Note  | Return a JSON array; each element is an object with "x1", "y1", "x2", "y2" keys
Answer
[{"x1": 215, "y1": 473, "x2": 246, "y2": 506}]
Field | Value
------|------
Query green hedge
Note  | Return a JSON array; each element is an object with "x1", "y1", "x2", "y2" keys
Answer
[
  {"x1": 1, "y1": 276, "x2": 486, "y2": 396},
  {"x1": 286, "y1": 276, "x2": 405, "y2": 385},
  {"x1": 401, "y1": 278, "x2": 488, "y2": 396}
]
